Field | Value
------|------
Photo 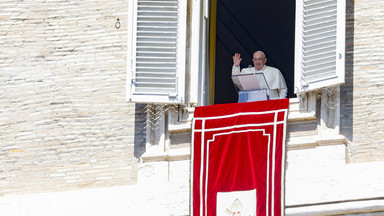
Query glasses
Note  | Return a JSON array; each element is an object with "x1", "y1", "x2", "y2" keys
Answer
[{"x1": 252, "y1": 58, "x2": 265, "y2": 62}]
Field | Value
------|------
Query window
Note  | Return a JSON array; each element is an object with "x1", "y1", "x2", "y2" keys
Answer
[
  {"x1": 213, "y1": 0, "x2": 296, "y2": 104},
  {"x1": 127, "y1": 0, "x2": 345, "y2": 106},
  {"x1": 127, "y1": 0, "x2": 187, "y2": 104},
  {"x1": 295, "y1": 0, "x2": 345, "y2": 93},
  {"x1": 213, "y1": 0, "x2": 345, "y2": 104}
]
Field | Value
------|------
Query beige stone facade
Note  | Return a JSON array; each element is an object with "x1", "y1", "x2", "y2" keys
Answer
[
  {"x1": 0, "y1": 0, "x2": 143, "y2": 196},
  {"x1": 0, "y1": 0, "x2": 384, "y2": 215},
  {"x1": 342, "y1": 0, "x2": 384, "y2": 162}
]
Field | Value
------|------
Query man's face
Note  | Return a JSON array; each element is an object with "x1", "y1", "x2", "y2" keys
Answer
[{"x1": 252, "y1": 52, "x2": 267, "y2": 71}]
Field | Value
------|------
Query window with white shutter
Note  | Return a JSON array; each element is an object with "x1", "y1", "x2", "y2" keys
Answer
[
  {"x1": 127, "y1": 0, "x2": 187, "y2": 104},
  {"x1": 294, "y1": 0, "x2": 345, "y2": 93}
]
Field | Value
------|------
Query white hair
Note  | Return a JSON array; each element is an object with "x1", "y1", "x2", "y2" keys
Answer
[{"x1": 253, "y1": 51, "x2": 266, "y2": 58}]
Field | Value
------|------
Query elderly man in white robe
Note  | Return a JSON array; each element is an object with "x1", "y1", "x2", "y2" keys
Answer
[{"x1": 232, "y1": 51, "x2": 287, "y2": 101}]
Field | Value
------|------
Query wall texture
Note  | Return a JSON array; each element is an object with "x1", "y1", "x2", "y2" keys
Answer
[
  {"x1": 0, "y1": 0, "x2": 145, "y2": 196},
  {"x1": 341, "y1": 0, "x2": 384, "y2": 162},
  {"x1": 1, "y1": 0, "x2": 384, "y2": 215}
]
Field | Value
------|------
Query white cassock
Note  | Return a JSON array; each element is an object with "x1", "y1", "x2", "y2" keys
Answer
[{"x1": 232, "y1": 65, "x2": 287, "y2": 99}]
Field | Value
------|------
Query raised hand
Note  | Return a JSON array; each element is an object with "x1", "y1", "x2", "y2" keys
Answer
[{"x1": 233, "y1": 53, "x2": 242, "y2": 67}]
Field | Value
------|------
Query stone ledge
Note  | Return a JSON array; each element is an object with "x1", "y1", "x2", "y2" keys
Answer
[
  {"x1": 169, "y1": 122, "x2": 192, "y2": 133},
  {"x1": 287, "y1": 110, "x2": 316, "y2": 122},
  {"x1": 141, "y1": 148, "x2": 190, "y2": 163},
  {"x1": 287, "y1": 135, "x2": 347, "y2": 150},
  {"x1": 142, "y1": 135, "x2": 347, "y2": 163},
  {"x1": 286, "y1": 198, "x2": 384, "y2": 216}
]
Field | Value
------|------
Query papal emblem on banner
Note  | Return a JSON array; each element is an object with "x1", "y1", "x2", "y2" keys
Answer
[
  {"x1": 217, "y1": 189, "x2": 257, "y2": 216},
  {"x1": 192, "y1": 99, "x2": 289, "y2": 216}
]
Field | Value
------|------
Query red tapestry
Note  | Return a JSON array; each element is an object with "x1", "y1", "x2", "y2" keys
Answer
[{"x1": 192, "y1": 99, "x2": 289, "y2": 216}]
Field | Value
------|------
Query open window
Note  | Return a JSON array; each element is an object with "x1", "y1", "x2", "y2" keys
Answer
[
  {"x1": 213, "y1": 0, "x2": 345, "y2": 104},
  {"x1": 127, "y1": 0, "x2": 187, "y2": 104},
  {"x1": 213, "y1": 0, "x2": 295, "y2": 104},
  {"x1": 127, "y1": 0, "x2": 345, "y2": 106}
]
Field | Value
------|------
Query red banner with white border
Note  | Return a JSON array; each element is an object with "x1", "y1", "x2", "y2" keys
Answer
[{"x1": 192, "y1": 99, "x2": 289, "y2": 216}]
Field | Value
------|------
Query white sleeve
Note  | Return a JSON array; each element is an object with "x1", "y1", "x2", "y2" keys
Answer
[
  {"x1": 232, "y1": 65, "x2": 241, "y2": 75},
  {"x1": 278, "y1": 88, "x2": 287, "y2": 99}
]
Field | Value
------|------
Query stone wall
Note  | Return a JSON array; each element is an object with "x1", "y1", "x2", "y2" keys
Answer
[
  {"x1": 341, "y1": 0, "x2": 384, "y2": 162},
  {"x1": 0, "y1": 0, "x2": 144, "y2": 196},
  {"x1": 1, "y1": 0, "x2": 384, "y2": 215}
]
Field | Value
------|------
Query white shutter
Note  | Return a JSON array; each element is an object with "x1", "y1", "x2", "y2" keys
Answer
[
  {"x1": 127, "y1": 0, "x2": 187, "y2": 103},
  {"x1": 295, "y1": 0, "x2": 345, "y2": 93}
]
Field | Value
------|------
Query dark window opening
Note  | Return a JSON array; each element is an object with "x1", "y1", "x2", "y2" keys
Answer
[{"x1": 214, "y1": 0, "x2": 296, "y2": 104}]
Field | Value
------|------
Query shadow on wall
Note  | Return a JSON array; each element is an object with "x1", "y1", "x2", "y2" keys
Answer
[
  {"x1": 340, "y1": 0, "x2": 354, "y2": 144},
  {"x1": 134, "y1": 103, "x2": 147, "y2": 158}
]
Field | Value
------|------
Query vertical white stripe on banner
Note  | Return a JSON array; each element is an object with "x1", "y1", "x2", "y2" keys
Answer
[
  {"x1": 200, "y1": 119, "x2": 205, "y2": 216},
  {"x1": 206, "y1": 129, "x2": 270, "y2": 216},
  {"x1": 191, "y1": 119, "x2": 196, "y2": 216},
  {"x1": 266, "y1": 126, "x2": 271, "y2": 216},
  {"x1": 271, "y1": 111, "x2": 278, "y2": 216},
  {"x1": 281, "y1": 110, "x2": 288, "y2": 216},
  {"x1": 205, "y1": 133, "x2": 210, "y2": 216}
]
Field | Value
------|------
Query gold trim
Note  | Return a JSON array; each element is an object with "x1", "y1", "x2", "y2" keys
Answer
[{"x1": 209, "y1": 0, "x2": 217, "y2": 105}]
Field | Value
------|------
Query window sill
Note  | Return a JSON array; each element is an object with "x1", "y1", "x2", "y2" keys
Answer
[
  {"x1": 286, "y1": 198, "x2": 384, "y2": 216},
  {"x1": 288, "y1": 92, "x2": 317, "y2": 122},
  {"x1": 141, "y1": 148, "x2": 190, "y2": 163},
  {"x1": 168, "y1": 96, "x2": 318, "y2": 134},
  {"x1": 287, "y1": 134, "x2": 347, "y2": 150}
]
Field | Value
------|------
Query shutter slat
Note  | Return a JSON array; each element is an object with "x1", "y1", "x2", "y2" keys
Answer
[
  {"x1": 303, "y1": 56, "x2": 335, "y2": 67},
  {"x1": 138, "y1": 12, "x2": 178, "y2": 16},
  {"x1": 137, "y1": 32, "x2": 177, "y2": 37},
  {"x1": 136, "y1": 72, "x2": 176, "y2": 77},
  {"x1": 304, "y1": 13, "x2": 336, "y2": 26},
  {"x1": 303, "y1": 51, "x2": 335, "y2": 64},
  {"x1": 304, "y1": 0, "x2": 336, "y2": 10},
  {"x1": 137, "y1": 27, "x2": 177, "y2": 32},
  {"x1": 303, "y1": 70, "x2": 336, "y2": 82},
  {"x1": 303, "y1": 25, "x2": 336, "y2": 37},
  {"x1": 138, "y1": 1, "x2": 178, "y2": 7},
  {"x1": 136, "y1": 78, "x2": 177, "y2": 83},
  {"x1": 303, "y1": 41, "x2": 336, "y2": 53},
  {"x1": 138, "y1": 22, "x2": 178, "y2": 27},
  {"x1": 304, "y1": 58, "x2": 335, "y2": 71},
  {"x1": 137, "y1": 52, "x2": 176, "y2": 57},
  {"x1": 304, "y1": 20, "x2": 336, "y2": 32},
  {"x1": 136, "y1": 58, "x2": 177, "y2": 62},
  {"x1": 303, "y1": 65, "x2": 336, "y2": 77},
  {"x1": 136, "y1": 47, "x2": 176, "y2": 52},
  {"x1": 304, "y1": 31, "x2": 336, "y2": 43},
  {"x1": 136, "y1": 62, "x2": 176, "y2": 67},
  {"x1": 136, "y1": 70, "x2": 176, "y2": 74},
  {"x1": 136, "y1": 42, "x2": 176, "y2": 47},
  {"x1": 303, "y1": 46, "x2": 335, "y2": 58},
  {"x1": 135, "y1": 88, "x2": 176, "y2": 94},
  {"x1": 137, "y1": 37, "x2": 177, "y2": 42}
]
